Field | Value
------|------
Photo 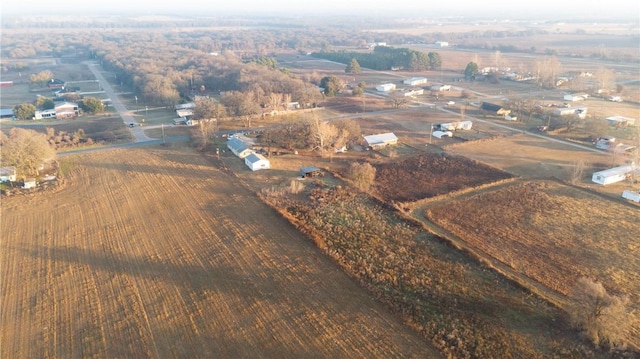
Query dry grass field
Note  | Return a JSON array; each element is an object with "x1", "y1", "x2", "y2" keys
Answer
[{"x1": 0, "y1": 143, "x2": 441, "y2": 358}]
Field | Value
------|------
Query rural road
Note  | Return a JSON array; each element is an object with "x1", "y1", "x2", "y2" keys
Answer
[{"x1": 84, "y1": 61, "x2": 152, "y2": 142}]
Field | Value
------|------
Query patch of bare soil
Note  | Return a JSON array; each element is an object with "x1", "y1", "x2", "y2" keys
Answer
[{"x1": 373, "y1": 153, "x2": 514, "y2": 202}]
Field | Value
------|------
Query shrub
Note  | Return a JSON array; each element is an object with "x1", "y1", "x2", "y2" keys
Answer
[{"x1": 346, "y1": 162, "x2": 376, "y2": 191}]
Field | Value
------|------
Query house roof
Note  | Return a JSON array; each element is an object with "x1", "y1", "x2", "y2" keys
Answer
[
  {"x1": 0, "y1": 108, "x2": 14, "y2": 117},
  {"x1": 0, "y1": 166, "x2": 16, "y2": 176},
  {"x1": 55, "y1": 101, "x2": 78, "y2": 109},
  {"x1": 606, "y1": 116, "x2": 635, "y2": 124},
  {"x1": 364, "y1": 132, "x2": 398, "y2": 145},
  {"x1": 481, "y1": 102, "x2": 503, "y2": 112},
  {"x1": 227, "y1": 138, "x2": 250, "y2": 152},
  {"x1": 245, "y1": 153, "x2": 268, "y2": 164},
  {"x1": 593, "y1": 165, "x2": 639, "y2": 178}
]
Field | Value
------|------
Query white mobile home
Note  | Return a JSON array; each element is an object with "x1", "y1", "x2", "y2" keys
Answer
[
  {"x1": 621, "y1": 190, "x2": 640, "y2": 203},
  {"x1": 376, "y1": 83, "x2": 396, "y2": 92},
  {"x1": 244, "y1": 153, "x2": 270, "y2": 171},
  {"x1": 364, "y1": 132, "x2": 398, "y2": 148},
  {"x1": 432, "y1": 130, "x2": 453, "y2": 138},
  {"x1": 564, "y1": 93, "x2": 588, "y2": 102},
  {"x1": 591, "y1": 165, "x2": 639, "y2": 185},
  {"x1": 403, "y1": 77, "x2": 427, "y2": 86}
]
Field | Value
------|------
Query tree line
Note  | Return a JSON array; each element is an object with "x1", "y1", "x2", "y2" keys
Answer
[{"x1": 314, "y1": 46, "x2": 441, "y2": 71}]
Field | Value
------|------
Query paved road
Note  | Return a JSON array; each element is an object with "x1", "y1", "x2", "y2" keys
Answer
[{"x1": 84, "y1": 61, "x2": 152, "y2": 142}]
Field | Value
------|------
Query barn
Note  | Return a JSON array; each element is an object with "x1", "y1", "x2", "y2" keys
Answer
[
  {"x1": 226, "y1": 138, "x2": 254, "y2": 159},
  {"x1": 480, "y1": 102, "x2": 510, "y2": 116},
  {"x1": 591, "y1": 165, "x2": 639, "y2": 185},
  {"x1": 244, "y1": 153, "x2": 270, "y2": 171},
  {"x1": 364, "y1": 133, "x2": 398, "y2": 148}
]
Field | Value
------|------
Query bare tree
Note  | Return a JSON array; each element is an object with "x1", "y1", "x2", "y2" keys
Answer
[
  {"x1": 568, "y1": 277, "x2": 635, "y2": 349},
  {"x1": 387, "y1": 92, "x2": 409, "y2": 109},
  {"x1": 533, "y1": 56, "x2": 561, "y2": 88},
  {"x1": 1, "y1": 128, "x2": 56, "y2": 177},
  {"x1": 594, "y1": 67, "x2": 616, "y2": 92},
  {"x1": 570, "y1": 160, "x2": 586, "y2": 184},
  {"x1": 306, "y1": 115, "x2": 346, "y2": 156}
]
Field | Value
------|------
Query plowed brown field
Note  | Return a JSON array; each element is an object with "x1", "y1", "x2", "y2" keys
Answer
[{"x1": 1, "y1": 144, "x2": 440, "y2": 358}]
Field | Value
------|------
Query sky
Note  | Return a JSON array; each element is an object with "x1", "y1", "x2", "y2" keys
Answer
[{"x1": 2, "y1": 0, "x2": 639, "y2": 19}]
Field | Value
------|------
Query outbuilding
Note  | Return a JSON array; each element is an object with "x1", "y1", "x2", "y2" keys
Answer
[
  {"x1": 300, "y1": 166, "x2": 323, "y2": 178},
  {"x1": 244, "y1": 153, "x2": 270, "y2": 171},
  {"x1": 480, "y1": 102, "x2": 510, "y2": 116},
  {"x1": 591, "y1": 165, "x2": 639, "y2": 185},
  {"x1": 23, "y1": 178, "x2": 36, "y2": 189}
]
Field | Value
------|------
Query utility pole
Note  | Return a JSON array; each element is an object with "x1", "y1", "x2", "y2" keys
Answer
[
  {"x1": 161, "y1": 123, "x2": 165, "y2": 144},
  {"x1": 429, "y1": 124, "x2": 433, "y2": 144}
]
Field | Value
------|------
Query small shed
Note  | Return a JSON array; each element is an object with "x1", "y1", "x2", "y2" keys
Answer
[
  {"x1": 23, "y1": 178, "x2": 36, "y2": 189},
  {"x1": 245, "y1": 153, "x2": 270, "y2": 171},
  {"x1": 227, "y1": 138, "x2": 253, "y2": 159},
  {"x1": 0, "y1": 166, "x2": 17, "y2": 182},
  {"x1": 300, "y1": 166, "x2": 323, "y2": 178},
  {"x1": 591, "y1": 165, "x2": 639, "y2": 185},
  {"x1": 364, "y1": 132, "x2": 398, "y2": 148}
]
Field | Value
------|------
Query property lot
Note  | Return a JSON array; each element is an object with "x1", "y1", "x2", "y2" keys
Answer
[{"x1": 0, "y1": 144, "x2": 439, "y2": 358}]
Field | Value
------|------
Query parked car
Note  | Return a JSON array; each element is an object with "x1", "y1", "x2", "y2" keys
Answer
[{"x1": 129, "y1": 123, "x2": 135, "y2": 128}]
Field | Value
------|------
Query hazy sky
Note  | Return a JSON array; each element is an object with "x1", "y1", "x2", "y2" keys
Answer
[{"x1": 2, "y1": 0, "x2": 639, "y2": 19}]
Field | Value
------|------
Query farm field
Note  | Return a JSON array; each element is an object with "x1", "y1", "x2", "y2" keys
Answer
[
  {"x1": 424, "y1": 180, "x2": 640, "y2": 346},
  {"x1": 0, "y1": 144, "x2": 440, "y2": 358}
]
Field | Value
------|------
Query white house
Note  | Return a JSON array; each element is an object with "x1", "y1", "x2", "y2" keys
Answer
[
  {"x1": 0, "y1": 166, "x2": 17, "y2": 182},
  {"x1": 434, "y1": 41, "x2": 449, "y2": 47},
  {"x1": 592, "y1": 165, "x2": 639, "y2": 185},
  {"x1": 363, "y1": 132, "x2": 398, "y2": 148},
  {"x1": 606, "y1": 116, "x2": 635, "y2": 127},
  {"x1": 226, "y1": 138, "x2": 254, "y2": 159},
  {"x1": 244, "y1": 153, "x2": 270, "y2": 171},
  {"x1": 403, "y1": 77, "x2": 427, "y2": 86},
  {"x1": 376, "y1": 83, "x2": 396, "y2": 92}
]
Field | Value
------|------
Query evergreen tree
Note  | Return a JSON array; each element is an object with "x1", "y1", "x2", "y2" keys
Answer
[{"x1": 345, "y1": 58, "x2": 361, "y2": 74}]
